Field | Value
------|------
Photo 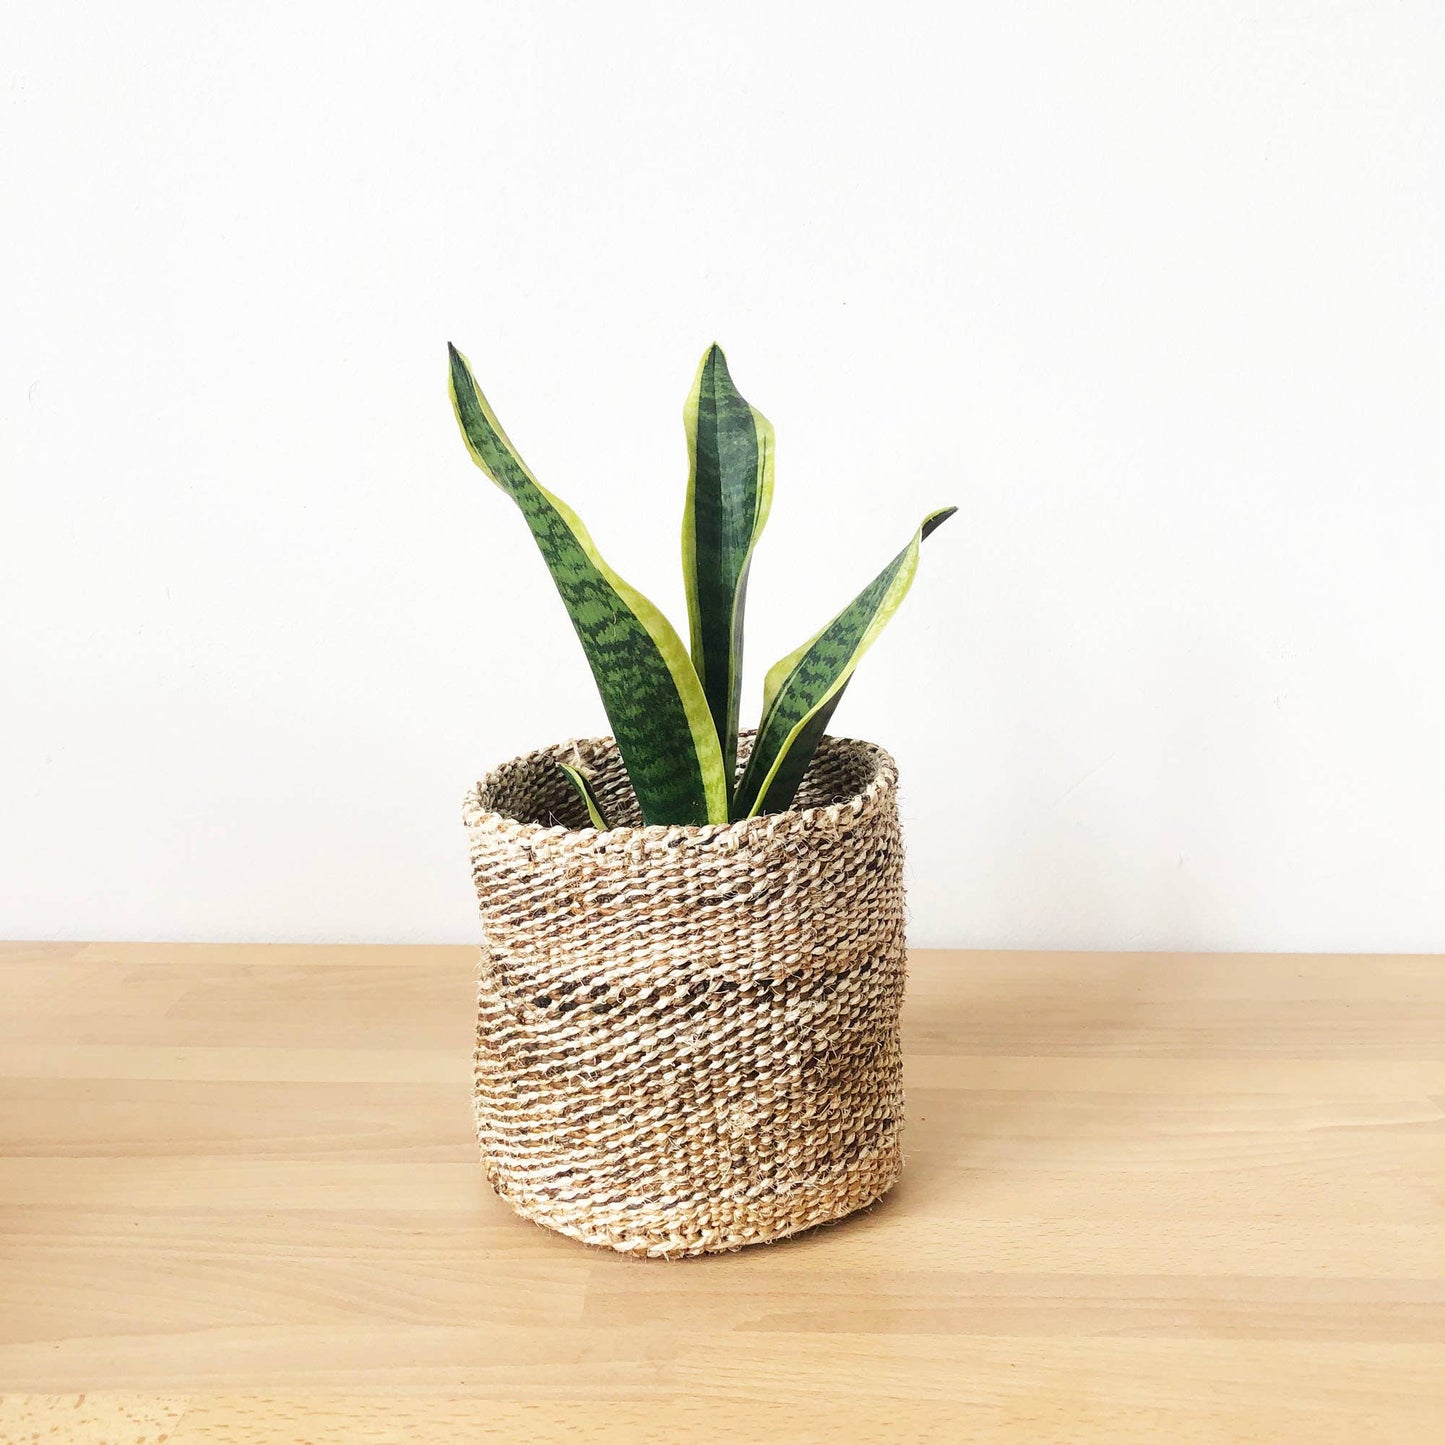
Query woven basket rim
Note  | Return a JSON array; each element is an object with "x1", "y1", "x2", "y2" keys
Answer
[{"x1": 462, "y1": 732, "x2": 898, "y2": 846}]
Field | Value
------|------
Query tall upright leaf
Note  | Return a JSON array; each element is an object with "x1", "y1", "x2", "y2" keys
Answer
[
  {"x1": 681, "y1": 345, "x2": 775, "y2": 790},
  {"x1": 448, "y1": 344, "x2": 729, "y2": 826},
  {"x1": 732, "y1": 507, "x2": 957, "y2": 819}
]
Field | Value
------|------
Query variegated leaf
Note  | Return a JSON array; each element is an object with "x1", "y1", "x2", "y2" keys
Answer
[
  {"x1": 557, "y1": 762, "x2": 612, "y2": 829},
  {"x1": 448, "y1": 343, "x2": 729, "y2": 825},
  {"x1": 681, "y1": 344, "x2": 774, "y2": 791},
  {"x1": 732, "y1": 507, "x2": 957, "y2": 819}
]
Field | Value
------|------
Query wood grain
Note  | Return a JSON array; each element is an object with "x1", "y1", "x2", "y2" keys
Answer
[{"x1": 1, "y1": 942, "x2": 1442, "y2": 1442}]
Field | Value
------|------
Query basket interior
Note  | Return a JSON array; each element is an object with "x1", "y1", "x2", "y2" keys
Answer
[{"x1": 478, "y1": 733, "x2": 884, "y2": 831}]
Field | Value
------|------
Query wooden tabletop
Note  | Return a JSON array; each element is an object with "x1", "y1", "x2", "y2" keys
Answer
[{"x1": 1, "y1": 942, "x2": 1442, "y2": 1442}]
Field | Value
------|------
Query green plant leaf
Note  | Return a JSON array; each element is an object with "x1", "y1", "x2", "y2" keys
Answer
[
  {"x1": 732, "y1": 506, "x2": 957, "y2": 819},
  {"x1": 448, "y1": 343, "x2": 729, "y2": 826},
  {"x1": 557, "y1": 763, "x2": 612, "y2": 830},
  {"x1": 681, "y1": 344, "x2": 775, "y2": 792}
]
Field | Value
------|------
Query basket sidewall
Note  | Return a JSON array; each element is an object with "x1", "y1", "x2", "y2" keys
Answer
[{"x1": 464, "y1": 735, "x2": 907, "y2": 1257}]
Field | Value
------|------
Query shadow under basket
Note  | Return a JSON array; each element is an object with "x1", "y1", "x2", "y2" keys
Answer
[{"x1": 461, "y1": 733, "x2": 907, "y2": 1258}]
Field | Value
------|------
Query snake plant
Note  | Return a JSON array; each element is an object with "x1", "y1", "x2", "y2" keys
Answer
[{"x1": 448, "y1": 342, "x2": 954, "y2": 827}]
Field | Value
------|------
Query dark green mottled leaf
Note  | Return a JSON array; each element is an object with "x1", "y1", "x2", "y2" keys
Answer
[
  {"x1": 733, "y1": 507, "x2": 957, "y2": 819},
  {"x1": 681, "y1": 345, "x2": 774, "y2": 792},
  {"x1": 448, "y1": 343, "x2": 728, "y2": 826}
]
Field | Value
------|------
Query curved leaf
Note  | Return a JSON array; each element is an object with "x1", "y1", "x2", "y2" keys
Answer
[
  {"x1": 557, "y1": 763, "x2": 612, "y2": 830},
  {"x1": 681, "y1": 345, "x2": 775, "y2": 792},
  {"x1": 448, "y1": 343, "x2": 729, "y2": 826},
  {"x1": 733, "y1": 507, "x2": 957, "y2": 819}
]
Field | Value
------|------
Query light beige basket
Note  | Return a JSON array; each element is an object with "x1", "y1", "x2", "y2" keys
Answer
[{"x1": 461, "y1": 732, "x2": 907, "y2": 1257}]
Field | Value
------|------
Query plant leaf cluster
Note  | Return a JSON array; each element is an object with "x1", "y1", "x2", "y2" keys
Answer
[{"x1": 449, "y1": 343, "x2": 953, "y2": 827}]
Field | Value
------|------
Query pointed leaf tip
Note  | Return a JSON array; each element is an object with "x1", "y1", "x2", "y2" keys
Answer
[{"x1": 922, "y1": 506, "x2": 958, "y2": 540}]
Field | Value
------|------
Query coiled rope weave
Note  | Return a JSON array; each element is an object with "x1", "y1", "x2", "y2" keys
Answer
[{"x1": 462, "y1": 733, "x2": 907, "y2": 1257}]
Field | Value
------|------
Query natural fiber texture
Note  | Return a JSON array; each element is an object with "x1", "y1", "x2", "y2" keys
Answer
[{"x1": 462, "y1": 733, "x2": 907, "y2": 1258}]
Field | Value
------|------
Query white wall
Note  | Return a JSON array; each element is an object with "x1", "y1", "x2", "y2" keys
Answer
[{"x1": 3, "y1": 2, "x2": 1443, "y2": 951}]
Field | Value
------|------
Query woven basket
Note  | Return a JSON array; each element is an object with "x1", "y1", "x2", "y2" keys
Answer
[{"x1": 461, "y1": 732, "x2": 907, "y2": 1258}]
